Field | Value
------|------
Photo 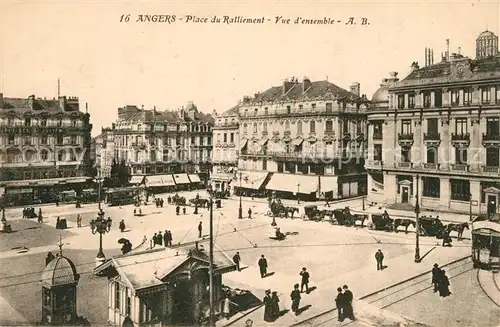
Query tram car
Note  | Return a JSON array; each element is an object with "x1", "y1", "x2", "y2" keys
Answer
[
  {"x1": 471, "y1": 220, "x2": 500, "y2": 271},
  {"x1": 106, "y1": 186, "x2": 140, "y2": 206}
]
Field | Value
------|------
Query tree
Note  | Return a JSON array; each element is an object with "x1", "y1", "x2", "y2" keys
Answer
[{"x1": 109, "y1": 159, "x2": 131, "y2": 188}]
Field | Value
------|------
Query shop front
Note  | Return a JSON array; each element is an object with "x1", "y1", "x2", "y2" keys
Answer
[{"x1": 265, "y1": 173, "x2": 319, "y2": 201}]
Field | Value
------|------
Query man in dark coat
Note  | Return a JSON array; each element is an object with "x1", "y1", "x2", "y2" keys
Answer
[
  {"x1": 163, "y1": 230, "x2": 169, "y2": 247},
  {"x1": 157, "y1": 231, "x2": 163, "y2": 246},
  {"x1": 342, "y1": 285, "x2": 355, "y2": 321},
  {"x1": 198, "y1": 222, "x2": 203, "y2": 238},
  {"x1": 290, "y1": 284, "x2": 301, "y2": 315},
  {"x1": 375, "y1": 249, "x2": 384, "y2": 271},
  {"x1": 233, "y1": 252, "x2": 241, "y2": 271},
  {"x1": 248, "y1": 208, "x2": 252, "y2": 219},
  {"x1": 263, "y1": 290, "x2": 273, "y2": 322},
  {"x1": 438, "y1": 270, "x2": 451, "y2": 297},
  {"x1": 300, "y1": 267, "x2": 310, "y2": 293},
  {"x1": 258, "y1": 255, "x2": 268, "y2": 278},
  {"x1": 167, "y1": 231, "x2": 173, "y2": 246},
  {"x1": 119, "y1": 219, "x2": 126, "y2": 232},
  {"x1": 271, "y1": 291, "x2": 280, "y2": 320},
  {"x1": 176, "y1": 206, "x2": 180, "y2": 215},
  {"x1": 152, "y1": 233, "x2": 158, "y2": 246},
  {"x1": 335, "y1": 287, "x2": 345, "y2": 322},
  {"x1": 431, "y1": 263, "x2": 442, "y2": 292}
]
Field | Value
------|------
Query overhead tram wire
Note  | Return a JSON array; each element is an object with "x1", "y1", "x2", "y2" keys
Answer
[{"x1": 0, "y1": 238, "x2": 471, "y2": 289}]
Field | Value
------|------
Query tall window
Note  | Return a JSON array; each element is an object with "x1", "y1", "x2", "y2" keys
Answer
[
  {"x1": 41, "y1": 150, "x2": 48, "y2": 161},
  {"x1": 408, "y1": 94, "x2": 415, "y2": 108},
  {"x1": 264, "y1": 107, "x2": 268, "y2": 115},
  {"x1": 426, "y1": 147, "x2": 437, "y2": 163},
  {"x1": 397, "y1": 94, "x2": 405, "y2": 109},
  {"x1": 253, "y1": 123, "x2": 257, "y2": 134},
  {"x1": 374, "y1": 144, "x2": 382, "y2": 161},
  {"x1": 401, "y1": 147, "x2": 411, "y2": 162},
  {"x1": 297, "y1": 121, "x2": 302, "y2": 134},
  {"x1": 310, "y1": 121, "x2": 316, "y2": 133},
  {"x1": 455, "y1": 118, "x2": 468, "y2": 135},
  {"x1": 450, "y1": 179, "x2": 470, "y2": 201},
  {"x1": 126, "y1": 292, "x2": 131, "y2": 316},
  {"x1": 230, "y1": 133, "x2": 234, "y2": 143},
  {"x1": 434, "y1": 90, "x2": 442, "y2": 107},
  {"x1": 7, "y1": 118, "x2": 13, "y2": 126},
  {"x1": 150, "y1": 150, "x2": 156, "y2": 162},
  {"x1": 41, "y1": 135, "x2": 48, "y2": 145},
  {"x1": 163, "y1": 150, "x2": 169, "y2": 162},
  {"x1": 423, "y1": 92, "x2": 431, "y2": 108},
  {"x1": 373, "y1": 123, "x2": 382, "y2": 137},
  {"x1": 342, "y1": 120, "x2": 349, "y2": 133},
  {"x1": 56, "y1": 135, "x2": 63, "y2": 145},
  {"x1": 401, "y1": 120, "x2": 412, "y2": 134},
  {"x1": 486, "y1": 148, "x2": 500, "y2": 167},
  {"x1": 451, "y1": 89, "x2": 459, "y2": 106},
  {"x1": 70, "y1": 135, "x2": 77, "y2": 144},
  {"x1": 427, "y1": 118, "x2": 438, "y2": 135},
  {"x1": 486, "y1": 118, "x2": 499, "y2": 135},
  {"x1": 496, "y1": 87, "x2": 500, "y2": 104},
  {"x1": 423, "y1": 177, "x2": 440, "y2": 198},
  {"x1": 41, "y1": 119, "x2": 47, "y2": 127},
  {"x1": 254, "y1": 108, "x2": 258, "y2": 116},
  {"x1": 243, "y1": 123, "x2": 247, "y2": 134},
  {"x1": 482, "y1": 87, "x2": 491, "y2": 104},
  {"x1": 286, "y1": 105, "x2": 291, "y2": 114},
  {"x1": 24, "y1": 118, "x2": 31, "y2": 127},
  {"x1": 298, "y1": 104, "x2": 303, "y2": 110},
  {"x1": 223, "y1": 133, "x2": 227, "y2": 143},
  {"x1": 325, "y1": 120, "x2": 333, "y2": 133},
  {"x1": 463, "y1": 88, "x2": 473, "y2": 105},
  {"x1": 285, "y1": 121, "x2": 290, "y2": 131},
  {"x1": 311, "y1": 103, "x2": 316, "y2": 109},
  {"x1": 57, "y1": 119, "x2": 63, "y2": 127},
  {"x1": 326, "y1": 102, "x2": 333, "y2": 113},
  {"x1": 262, "y1": 160, "x2": 267, "y2": 170},
  {"x1": 455, "y1": 147, "x2": 468, "y2": 165},
  {"x1": 263, "y1": 122, "x2": 267, "y2": 132}
]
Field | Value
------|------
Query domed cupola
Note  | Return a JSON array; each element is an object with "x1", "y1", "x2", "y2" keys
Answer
[{"x1": 476, "y1": 30, "x2": 499, "y2": 59}]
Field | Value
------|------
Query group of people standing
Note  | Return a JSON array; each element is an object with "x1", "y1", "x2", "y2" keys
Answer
[
  {"x1": 152, "y1": 230, "x2": 173, "y2": 247},
  {"x1": 155, "y1": 198, "x2": 164, "y2": 208},
  {"x1": 263, "y1": 290, "x2": 282, "y2": 322},
  {"x1": 335, "y1": 285, "x2": 355, "y2": 322},
  {"x1": 431, "y1": 263, "x2": 451, "y2": 297}
]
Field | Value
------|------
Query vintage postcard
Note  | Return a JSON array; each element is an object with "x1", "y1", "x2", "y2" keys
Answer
[{"x1": 0, "y1": 1, "x2": 499, "y2": 326}]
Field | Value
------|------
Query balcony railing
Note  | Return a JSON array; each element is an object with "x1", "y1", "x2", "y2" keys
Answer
[
  {"x1": 451, "y1": 133, "x2": 470, "y2": 141},
  {"x1": 373, "y1": 132, "x2": 383, "y2": 140},
  {"x1": 482, "y1": 133, "x2": 500, "y2": 142},
  {"x1": 398, "y1": 133, "x2": 414, "y2": 140},
  {"x1": 482, "y1": 166, "x2": 500, "y2": 174},
  {"x1": 423, "y1": 133, "x2": 440, "y2": 141},
  {"x1": 423, "y1": 163, "x2": 440, "y2": 170},
  {"x1": 284, "y1": 130, "x2": 291, "y2": 136},
  {"x1": 450, "y1": 164, "x2": 468, "y2": 172},
  {"x1": 398, "y1": 162, "x2": 412, "y2": 168},
  {"x1": 366, "y1": 160, "x2": 382, "y2": 168},
  {"x1": 262, "y1": 131, "x2": 268, "y2": 136}
]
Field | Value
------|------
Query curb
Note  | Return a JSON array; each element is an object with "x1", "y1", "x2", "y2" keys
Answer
[{"x1": 288, "y1": 255, "x2": 472, "y2": 327}]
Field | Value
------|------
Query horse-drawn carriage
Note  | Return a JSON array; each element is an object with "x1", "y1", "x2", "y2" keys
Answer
[
  {"x1": 302, "y1": 205, "x2": 325, "y2": 221},
  {"x1": 171, "y1": 194, "x2": 186, "y2": 206},
  {"x1": 418, "y1": 216, "x2": 446, "y2": 237},
  {"x1": 331, "y1": 207, "x2": 368, "y2": 227},
  {"x1": 189, "y1": 198, "x2": 210, "y2": 208},
  {"x1": 370, "y1": 212, "x2": 393, "y2": 231},
  {"x1": 471, "y1": 220, "x2": 500, "y2": 271},
  {"x1": 266, "y1": 201, "x2": 299, "y2": 218}
]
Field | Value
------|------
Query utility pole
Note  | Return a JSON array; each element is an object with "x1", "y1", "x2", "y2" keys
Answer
[
  {"x1": 208, "y1": 191, "x2": 215, "y2": 326},
  {"x1": 238, "y1": 172, "x2": 243, "y2": 219},
  {"x1": 414, "y1": 174, "x2": 421, "y2": 263},
  {"x1": 469, "y1": 193, "x2": 473, "y2": 222},
  {"x1": 297, "y1": 183, "x2": 300, "y2": 204}
]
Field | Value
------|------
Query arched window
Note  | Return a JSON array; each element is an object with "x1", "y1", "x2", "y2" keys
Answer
[
  {"x1": 243, "y1": 123, "x2": 248, "y2": 134},
  {"x1": 150, "y1": 150, "x2": 156, "y2": 162},
  {"x1": 310, "y1": 120, "x2": 316, "y2": 133},
  {"x1": 253, "y1": 123, "x2": 258, "y2": 134},
  {"x1": 285, "y1": 121, "x2": 290, "y2": 130},
  {"x1": 297, "y1": 121, "x2": 303, "y2": 134},
  {"x1": 58, "y1": 150, "x2": 66, "y2": 162},
  {"x1": 263, "y1": 122, "x2": 268, "y2": 132}
]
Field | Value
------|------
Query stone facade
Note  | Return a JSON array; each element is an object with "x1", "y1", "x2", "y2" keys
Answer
[
  {"x1": 112, "y1": 103, "x2": 213, "y2": 184},
  {"x1": 211, "y1": 105, "x2": 239, "y2": 192},
  {"x1": 94, "y1": 128, "x2": 115, "y2": 178},
  {"x1": 0, "y1": 93, "x2": 92, "y2": 205},
  {"x1": 237, "y1": 77, "x2": 369, "y2": 200},
  {"x1": 367, "y1": 31, "x2": 500, "y2": 215}
]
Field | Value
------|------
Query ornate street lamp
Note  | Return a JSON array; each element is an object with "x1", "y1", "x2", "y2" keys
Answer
[
  {"x1": 238, "y1": 172, "x2": 243, "y2": 219},
  {"x1": 297, "y1": 183, "x2": 300, "y2": 205},
  {"x1": 93, "y1": 173, "x2": 104, "y2": 211},
  {"x1": 414, "y1": 174, "x2": 421, "y2": 263},
  {"x1": 90, "y1": 210, "x2": 111, "y2": 267}
]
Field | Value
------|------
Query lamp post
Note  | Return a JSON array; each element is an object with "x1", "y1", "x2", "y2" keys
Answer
[
  {"x1": 362, "y1": 187, "x2": 366, "y2": 211},
  {"x1": 238, "y1": 172, "x2": 243, "y2": 219},
  {"x1": 297, "y1": 183, "x2": 300, "y2": 204},
  {"x1": 414, "y1": 174, "x2": 421, "y2": 263},
  {"x1": 251, "y1": 181, "x2": 254, "y2": 200},
  {"x1": 94, "y1": 173, "x2": 103, "y2": 211},
  {"x1": 207, "y1": 186, "x2": 215, "y2": 327},
  {"x1": 469, "y1": 193, "x2": 473, "y2": 222},
  {"x1": 91, "y1": 210, "x2": 111, "y2": 267}
]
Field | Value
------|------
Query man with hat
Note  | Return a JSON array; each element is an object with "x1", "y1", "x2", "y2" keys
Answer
[
  {"x1": 300, "y1": 267, "x2": 310, "y2": 293},
  {"x1": 290, "y1": 284, "x2": 301, "y2": 315},
  {"x1": 431, "y1": 263, "x2": 442, "y2": 293}
]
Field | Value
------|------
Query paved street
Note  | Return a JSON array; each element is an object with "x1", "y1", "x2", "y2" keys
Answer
[{"x1": 0, "y1": 193, "x2": 479, "y2": 326}]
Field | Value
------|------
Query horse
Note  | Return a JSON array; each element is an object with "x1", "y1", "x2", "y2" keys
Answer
[
  {"x1": 285, "y1": 207, "x2": 299, "y2": 218},
  {"x1": 353, "y1": 214, "x2": 369, "y2": 228},
  {"x1": 394, "y1": 218, "x2": 416, "y2": 234},
  {"x1": 446, "y1": 222, "x2": 469, "y2": 241}
]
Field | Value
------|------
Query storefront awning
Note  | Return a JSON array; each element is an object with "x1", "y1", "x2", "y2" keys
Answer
[
  {"x1": 211, "y1": 173, "x2": 233, "y2": 182},
  {"x1": 173, "y1": 173, "x2": 191, "y2": 185},
  {"x1": 266, "y1": 173, "x2": 318, "y2": 194},
  {"x1": 145, "y1": 175, "x2": 175, "y2": 187},
  {"x1": 239, "y1": 139, "x2": 248, "y2": 150},
  {"x1": 320, "y1": 176, "x2": 338, "y2": 193},
  {"x1": 293, "y1": 138, "x2": 304, "y2": 147},
  {"x1": 4, "y1": 177, "x2": 89, "y2": 187},
  {"x1": 237, "y1": 171, "x2": 269, "y2": 189},
  {"x1": 129, "y1": 175, "x2": 145, "y2": 185},
  {"x1": 188, "y1": 174, "x2": 201, "y2": 183}
]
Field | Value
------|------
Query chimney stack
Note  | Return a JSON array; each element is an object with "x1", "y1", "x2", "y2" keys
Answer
[
  {"x1": 58, "y1": 96, "x2": 66, "y2": 111},
  {"x1": 349, "y1": 82, "x2": 360, "y2": 96},
  {"x1": 28, "y1": 95, "x2": 35, "y2": 110},
  {"x1": 0, "y1": 93, "x2": 3, "y2": 108},
  {"x1": 282, "y1": 78, "x2": 295, "y2": 95},
  {"x1": 446, "y1": 39, "x2": 450, "y2": 61},
  {"x1": 431, "y1": 49, "x2": 434, "y2": 64},
  {"x1": 302, "y1": 77, "x2": 311, "y2": 93},
  {"x1": 425, "y1": 47, "x2": 428, "y2": 66}
]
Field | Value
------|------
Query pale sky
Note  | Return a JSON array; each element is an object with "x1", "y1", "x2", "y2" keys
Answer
[{"x1": 1, "y1": 1, "x2": 499, "y2": 136}]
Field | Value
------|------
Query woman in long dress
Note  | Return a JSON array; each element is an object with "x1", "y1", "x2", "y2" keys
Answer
[
  {"x1": 438, "y1": 270, "x2": 451, "y2": 297},
  {"x1": 263, "y1": 290, "x2": 274, "y2": 322},
  {"x1": 271, "y1": 291, "x2": 280, "y2": 320},
  {"x1": 223, "y1": 294, "x2": 237, "y2": 319}
]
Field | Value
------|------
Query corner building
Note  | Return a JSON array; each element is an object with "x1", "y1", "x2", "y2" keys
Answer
[
  {"x1": 367, "y1": 31, "x2": 500, "y2": 216},
  {"x1": 0, "y1": 94, "x2": 92, "y2": 205},
  {"x1": 238, "y1": 77, "x2": 369, "y2": 201}
]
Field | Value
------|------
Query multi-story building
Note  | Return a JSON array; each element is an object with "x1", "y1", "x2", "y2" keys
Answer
[
  {"x1": 94, "y1": 127, "x2": 115, "y2": 178},
  {"x1": 113, "y1": 102, "x2": 213, "y2": 185},
  {"x1": 237, "y1": 77, "x2": 369, "y2": 201},
  {"x1": 211, "y1": 105, "x2": 239, "y2": 192},
  {"x1": 366, "y1": 30, "x2": 500, "y2": 216},
  {"x1": 0, "y1": 93, "x2": 93, "y2": 205}
]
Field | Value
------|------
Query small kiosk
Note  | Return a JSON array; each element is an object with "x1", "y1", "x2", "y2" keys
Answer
[{"x1": 471, "y1": 220, "x2": 500, "y2": 271}]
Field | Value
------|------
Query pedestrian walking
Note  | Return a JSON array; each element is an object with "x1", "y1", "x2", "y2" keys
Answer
[
  {"x1": 290, "y1": 284, "x2": 301, "y2": 315},
  {"x1": 157, "y1": 231, "x2": 163, "y2": 246},
  {"x1": 300, "y1": 267, "x2": 310, "y2": 293},
  {"x1": 119, "y1": 219, "x2": 126, "y2": 232},
  {"x1": 431, "y1": 263, "x2": 442, "y2": 292},
  {"x1": 152, "y1": 233, "x2": 158, "y2": 247},
  {"x1": 342, "y1": 285, "x2": 355, "y2": 321},
  {"x1": 183, "y1": 207, "x2": 186, "y2": 215},
  {"x1": 335, "y1": 287, "x2": 345, "y2": 322},
  {"x1": 248, "y1": 208, "x2": 252, "y2": 219},
  {"x1": 233, "y1": 252, "x2": 241, "y2": 271},
  {"x1": 263, "y1": 290, "x2": 274, "y2": 322},
  {"x1": 271, "y1": 291, "x2": 280, "y2": 320},
  {"x1": 163, "y1": 230, "x2": 168, "y2": 247},
  {"x1": 176, "y1": 206, "x2": 180, "y2": 215},
  {"x1": 375, "y1": 249, "x2": 384, "y2": 271},
  {"x1": 258, "y1": 255, "x2": 268, "y2": 278},
  {"x1": 198, "y1": 222, "x2": 203, "y2": 238},
  {"x1": 438, "y1": 270, "x2": 451, "y2": 297},
  {"x1": 167, "y1": 231, "x2": 173, "y2": 246}
]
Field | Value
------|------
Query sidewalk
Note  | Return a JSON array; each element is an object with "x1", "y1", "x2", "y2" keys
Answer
[{"x1": 219, "y1": 244, "x2": 470, "y2": 327}]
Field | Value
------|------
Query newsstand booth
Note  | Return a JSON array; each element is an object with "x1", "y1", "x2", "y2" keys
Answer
[{"x1": 472, "y1": 221, "x2": 500, "y2": 271}]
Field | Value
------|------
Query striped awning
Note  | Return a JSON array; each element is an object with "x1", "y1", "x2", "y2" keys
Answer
[
  {"x1": 238, "y1": 171, "x2": 269, "y2": 189},
  {"x1": 188, "y1": 174, "x2": 201, "y2": 183},
  {"x1": 266, "y1": 173, "x2": 318, "y2": 194},
  {"x1": 320, "y1": 176, "x2": 338, "y2": 193}
]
